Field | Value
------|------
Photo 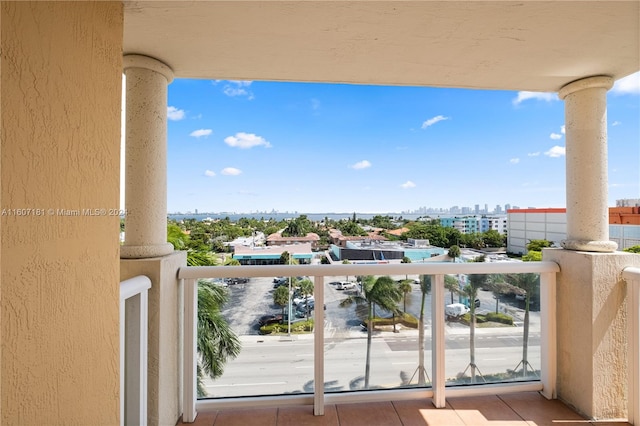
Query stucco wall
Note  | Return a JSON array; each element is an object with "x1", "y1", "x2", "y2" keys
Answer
[
  {"x1": 545, "y1": 248, "x2": 640, "y2": 419},
  {"x1": 1, "y1": 2, "x2": 123, "y2": 424}
]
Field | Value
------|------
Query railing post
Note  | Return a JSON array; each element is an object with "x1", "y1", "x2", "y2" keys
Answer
[
  {"x1": 624, "y1": 267, "x2": 640, "y2": 425},
  {"x1": 540, "y1": 271, "x2": 557, "y2": 400},
  {"x1": 313, "y1": 275, "x2": 325, "y2": 415},
  {"x1": 120, "y1": 275, "x2": 151, "y2": 426},
  {"x1": 183, "y1": 278, "x2": 198, "y2": 423},
  {"x1": 432, "y1": 274, "x2": 446, "y2": 408}
]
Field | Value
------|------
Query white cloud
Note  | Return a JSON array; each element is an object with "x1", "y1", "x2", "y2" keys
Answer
[
  {"x1": 167, "y1": 106, "x2": 185, "y2": 121},
  {"x1": 612, "y1": 71, "x2": 640, "y2": 95},
  {"x1": 224, "y1": 132, "x2": 271, "y2": 149},
  {"x1": 350, "y1": 160, "x2": 372, "y2": 170},
  {"x1": 215, "y1": 80, "x2": 255, "y2": 99},
  {"x1": 612, "y1": 121, "x2": 622, "y2": 126},
  {"x1": 528, "y1": 152, "x2": 541, "y2": 157},
  {"x1": 190, "y1": 129, "x2": 212, "y2": 138},
  {"x1": 550, "y1": 133, "x2": 562, "y2": 140},
  {"x1": 545, "y1": 146, "x2": 566, "y2": 158},
  {"x1": 204, "y1": 170, "x2": 216, "y2": 177},
  {"x1": 421, "y1": 115, "x2": 450, "y2": 129},
  {"x1": 400, "y1": 181, "x2": 416, "y2": 189},
  {"x1": 512, "y1": 91, "x2": 558, "y2": 106},
  {"x1": 510, "y1": 158, "x2": 520, "y2": 164},
  {"x1": 221, "y1": 167, "x2": 242, "y2": 176},
  {"x1": 561, "y1": 125, "x2": 565, "y2": 134}
]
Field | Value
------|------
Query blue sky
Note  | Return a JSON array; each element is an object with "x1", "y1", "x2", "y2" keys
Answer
[{"x1": 160, "y1": 73, "x2": 639, "y2": 214}]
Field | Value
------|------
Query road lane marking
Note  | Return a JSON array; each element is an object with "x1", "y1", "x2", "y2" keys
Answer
[{"x1": 207, "y1": 382, "x2": 287, "y2": 387}]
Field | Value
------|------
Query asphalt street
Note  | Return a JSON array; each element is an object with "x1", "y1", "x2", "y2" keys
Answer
[{"x1": 208, "y1": 274, "x2": 541, "y2": 398}]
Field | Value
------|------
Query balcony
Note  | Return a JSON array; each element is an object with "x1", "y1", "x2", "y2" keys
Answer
[
  {"x1": 166, "y1": 261, "x2": 640, "y2": 424},
  {"x1": 178, "y1": 392, "x2": 625, "y2": 426},
  {"x1": 176, "y1": 261, "x2": 559, "y2": 421}
]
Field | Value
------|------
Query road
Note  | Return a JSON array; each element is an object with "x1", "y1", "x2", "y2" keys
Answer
[{"x1": 208, "y1": 274, "x2": 541, "y2": 398}]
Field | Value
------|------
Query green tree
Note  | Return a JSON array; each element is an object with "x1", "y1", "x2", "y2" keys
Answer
[
  {"x1": 398, "y1": 279, "x2": 413, "y2": 312},
  {"x1": 416, "y1": 275, "x2": 431, "y2": 385},
  {"x1": 448, "y1": 245, "x2": 461, "y2": 261},
  {"x1": 224, "y1": 257, "x2": 241, "y2": 266},
  {"x1": 527, "y1": 239, "x2": 554, "y2": 252},
  {"x1": 282, "y1": 215, "x2": 313, "y2": 237},
  {"x1": 339, "y1": 275, "x2": 402, "y2": 388},
  {"x1": 197, "y1": 281, "x2": 241, "y2": 397},
  {"x1": 623, "y1": 245, "x2": 640, "y2": 253},
  {"x1": 522, "y1": 251, "x2": 542, "y2": 262},
  {"x1": 273, "y1": 285, "x2": 290, "y2": 318},
  {"x1": 298, "y1": 279, "x2": 314, "y2": 320},
  {"x1": 462, "y1": 274, "x2": 488, "y2": 383},
  {"x1": 504, "y1": 273, "x2": 539, "y2": 377},
  {"x1": 444, "y1": 274, "x2": 459, "y2": 304},
  {"x1": 483, "y1": 229, "x2": 506, "y2": 248}
]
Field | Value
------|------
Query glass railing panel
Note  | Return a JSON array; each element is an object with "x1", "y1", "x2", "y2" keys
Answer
[
  {"x1": 443, "y1": 272, "x2": 541, "y2": 386},
  {"x1": 324, "y1": 274, "x2": 433, "y2": 393},
  {"x1": 198, "y1": 275, "x2": 316, "y2": 398}
]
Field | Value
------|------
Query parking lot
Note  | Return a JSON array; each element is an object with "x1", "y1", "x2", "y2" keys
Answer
[{"x1": 219, "y1": 274, "x2": 430, "y2": 336}]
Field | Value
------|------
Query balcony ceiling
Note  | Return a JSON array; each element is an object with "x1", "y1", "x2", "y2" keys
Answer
[{"x1": 123, "y1": 1, "x2": 639, "y2": 92}]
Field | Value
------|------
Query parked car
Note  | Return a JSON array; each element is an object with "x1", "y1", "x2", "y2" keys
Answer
[
  {"x1": 258, "y1": 314, "x2": 282, "y2": 326},
  {"x1": 293, "y1": 295, "x2": 314, "y2": 306},
  {"x1": 295, "y1": 300, "x2": 325, "y2": 317},
  {"x1": 226, "y1": 277, "x2": 249, "y2": 285},
  {"x1": 336, "y1": 281, "x2": 356, "y2": 290}
]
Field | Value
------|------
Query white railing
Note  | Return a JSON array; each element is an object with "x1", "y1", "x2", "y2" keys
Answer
[
  {"x1": 624, "y1": 267, "x2": 640, "y2": 425},
  {"x1": 178, "y1": 261, "x2": 559, "y2": 423},
  {"x1": 120, "y1": 275, "x2": 152, "y2": 426}
]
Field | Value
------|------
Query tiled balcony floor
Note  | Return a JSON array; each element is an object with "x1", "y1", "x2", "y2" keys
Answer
[{"x1": 179, "y1": 392, "x2": 632, "y2": 426}]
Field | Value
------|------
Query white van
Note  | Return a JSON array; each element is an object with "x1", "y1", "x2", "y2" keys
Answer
[{"x1": 445, "y1": 303, "x2": 470, "y2": 318}]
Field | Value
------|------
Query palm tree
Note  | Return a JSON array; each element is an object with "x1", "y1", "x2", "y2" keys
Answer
[
  {"x1": 273, "y1": 285, "x2": 290, "y2": 318},
  {"x1": 461, "y1": 274, "x2": 488, "y2": 383},
  {"x1": 298, "y1": 278, "x2": 314, "y2": 320},
  {"x1": 416, "y1": 275, "x2": 431, "y2": 385},
  {"x1": 197, "y1": 281, "x2": 241, "y2": 397},
  {"x1": 342, "y1": 259, "x2": 351, "y2": 282},
  {"x1": 504, "y1": 273, "x2": 539, "y2": 377},
  {"x1": 339, "y1": 275, "x2": 402, "y2": 388},
  {"x1": 447, "y1": 244, "x2": 461, "y2": 261},
  {"x1": 444, "y1": 274, "x2": 459, "y2": 304},
  {"x1": 398, "y1": 279, "x2": 413, "y2": 313}
]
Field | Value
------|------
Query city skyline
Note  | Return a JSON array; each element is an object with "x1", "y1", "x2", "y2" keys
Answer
[{"x1": 138, "y1": 73, "x2": 638, "y2": 214}]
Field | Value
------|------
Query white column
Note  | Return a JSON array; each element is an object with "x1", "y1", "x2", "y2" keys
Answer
[
  {"x1": 121, "y1": 55, "x2": 174, "y2": 259},
  {"x1": 558, "y1": 75, "x2": 617, "y2": 252}
]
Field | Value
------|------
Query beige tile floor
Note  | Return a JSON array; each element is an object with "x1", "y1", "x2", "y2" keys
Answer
[{"x1": 178, "y1": 392, "x2": 632, "y2": 426}]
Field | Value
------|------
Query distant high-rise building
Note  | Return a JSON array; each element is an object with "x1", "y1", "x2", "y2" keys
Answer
[
  {"x1": 474, "y1": 204, "x2": 480, "y2": 214},
  {"x1": 504, "y1": 204, "x2": 511, "y2": 212},
  {"x1": 617, "y1": 198, "x2": 640, "y2": 207},
  {"x1": 495, "y1": 204, "x2": 502, "y2": 214},
  {"x1": 484, "y1": 204, "x2": 489, "y2": 214}
]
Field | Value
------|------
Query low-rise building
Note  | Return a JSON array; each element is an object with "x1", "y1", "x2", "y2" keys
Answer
[
  {"x1": 233, "y1": 243, "x2": 313, "y2": 265},
  {"x1": 507, "y1": 207, "x2": 640, "y2": 254}
]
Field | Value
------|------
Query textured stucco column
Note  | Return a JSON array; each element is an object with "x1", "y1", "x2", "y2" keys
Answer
[
  {"x1": 558, "y1": 76, "x2": 617, "y2": 252},
  {"x1": 121, "y1": 54, "x2": 174, "y2": 259},
  {"x1": 545, "y1": 248, "x2": 640, "y2": 420}
]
